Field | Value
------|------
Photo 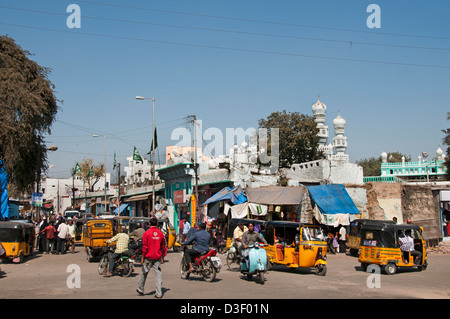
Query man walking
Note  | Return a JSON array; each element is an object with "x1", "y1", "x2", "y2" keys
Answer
[
  {"x1": 56, "y1": 219, "x2": 69, "y2": 254},
  {"x1": 137, "y1": 217, "x2": 167, "y2": 298}
]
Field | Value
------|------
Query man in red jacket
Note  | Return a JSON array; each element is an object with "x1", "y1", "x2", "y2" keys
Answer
[{"x1": 136, "y1": 217, "x2": 167, "y2": 298}]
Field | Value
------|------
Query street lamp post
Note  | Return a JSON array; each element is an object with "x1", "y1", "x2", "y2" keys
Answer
[
  {"x1": 136, "y1": 96, "x2": 156, "y2": 214},
  {"x1": 93, "y1": 134, "x2": 107, "y2": 213}
]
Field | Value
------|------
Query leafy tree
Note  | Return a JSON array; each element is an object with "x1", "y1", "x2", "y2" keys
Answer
[
  {"x1": 258, "y1": 110, "x2": 322, "y2": 168},
  {"x1": 0, "y1": 35, "x2": 59, "y2": 192},
  {"x1": 76, "y1": 159, "x2": 105, "y2": 192},
  {"x1": 356, "y1": 152, "x2": 411, "y2": 177}
]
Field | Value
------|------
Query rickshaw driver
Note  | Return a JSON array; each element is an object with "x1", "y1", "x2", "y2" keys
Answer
[
  {"x1": 241, "y1": 223, "x2": 268, "y2": 264},
  {"x1": 399, "y1": 229, "x2": 422, "y2": 265}
]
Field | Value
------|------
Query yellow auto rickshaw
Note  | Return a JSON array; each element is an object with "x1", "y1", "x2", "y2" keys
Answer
[
  {"x1": 112, "y1": 216, "x2": 131, "y2": 234},
  {"x1": 82, "y1": 219, "x2": 114, "y2": 262},
  {"x1": 73, "y1": 218, "x2": 91, "y2": 244},
  {"x1": 263, "y1": 221, "x2": 328, "y2": 276},
  {"x1": 0, "y1": 221, "x2": 35, "y2": 263},
  {"x1": 358, "y1": 223, "x2": 427, "y2": 275},
  {"x1": 347, "y1": 219, "x2": 395, "y2": 256},
  {"x1": 158, "y1": 218, "x2": 181, "y2": 252}
]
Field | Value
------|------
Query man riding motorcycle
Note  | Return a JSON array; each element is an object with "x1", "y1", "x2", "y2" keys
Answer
[
  {"x1": 104, "y1": 232, "x2": 130, "y2": 277},
  {"x1": 182, "y1": 223, "x2": 211, "y2": 273}
]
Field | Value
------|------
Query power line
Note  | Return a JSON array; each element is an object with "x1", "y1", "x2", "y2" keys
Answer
[
  {"x1": 1, "y1": 5, "x2": 449, "y2": 52},
  {"x1": 72, "y1": 0, "x2": 450, "y2": 41},
  {"x1": 1, "y1": 22, "x2": 449, "y2": 69}
]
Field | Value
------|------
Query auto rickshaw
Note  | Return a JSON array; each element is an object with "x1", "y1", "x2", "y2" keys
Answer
[
  {"x1": 74, "y1": 218, "x2": 91, "y2": 244},
  {"x1": 0, "y1": 221, "x2": 35, "y2": 263},
  {"x1": 347, "y1": 219, "x2": 395, "y2": 256},
  {"x1": 112, "y1": 216, "x2": 130, "y2": 234},
  {"x1": 358, "y1": 223, "x2": 427, "y2": 275},
  {"x1": 263, "y1": 221, "x2": 328, "y2": 276},
  {"x1": 82, "y1": 219, "x2": 114, "y2": 262},
  {"x1": 158, "y1": 218, "x2": 180, "y2": 252}
]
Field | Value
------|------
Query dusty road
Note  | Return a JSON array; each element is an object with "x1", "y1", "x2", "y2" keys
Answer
[{"x1": 1, "y1": 245, "x2": 449, "y2": 300}]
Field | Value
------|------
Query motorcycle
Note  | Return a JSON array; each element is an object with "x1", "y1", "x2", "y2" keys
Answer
[
  {"x1": 128, "y1": 237, "x2": 143, "y2": 262},
  {"x1": 240, "y1": 243, "x2": 268, "y2": 284},
  {"x1": 98, "y1": 245, "x2": 134, "y2": 277},
  {"x1": 180, "y1": 245, "x2": 222, "y2": 282}
]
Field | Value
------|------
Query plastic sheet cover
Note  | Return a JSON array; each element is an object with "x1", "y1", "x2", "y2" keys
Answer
[
  {"x1": 306, "y1": 184, "x2": 360, "y2": 215},
  {"x1": 201, "y1": 185, "x2": 247, "y2": 206}
]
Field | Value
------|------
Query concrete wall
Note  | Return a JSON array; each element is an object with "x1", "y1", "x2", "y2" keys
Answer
[{"x1": 370, "y1": 183, "x2": 403, "y2": 223}]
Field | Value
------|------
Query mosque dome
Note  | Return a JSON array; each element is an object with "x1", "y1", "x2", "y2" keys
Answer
[
  {"x1": 312, "y1": 96, "x2": 327, "y2": 115},
  {"x1": 333, "y1": 113, "x2": 346, "y2": 128}
]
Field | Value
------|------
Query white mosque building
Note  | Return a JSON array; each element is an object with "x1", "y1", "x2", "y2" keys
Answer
[{"x1": 283, "y1": 96, "x2": 364, "y2": 185}]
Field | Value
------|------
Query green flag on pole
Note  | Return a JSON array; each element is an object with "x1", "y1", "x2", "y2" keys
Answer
[
  {"x1": 73, "y1": 163, "x2": 81, "y2": 176},
  {"x1": 87, "y1": 166, "x2": 93, "y2": 177},
  {"x1": 148, "y1": 127, "x2": 158, "y2": 155},
  {"x1": 133, "y1": 146, "x2": 143, "y2": 164}
]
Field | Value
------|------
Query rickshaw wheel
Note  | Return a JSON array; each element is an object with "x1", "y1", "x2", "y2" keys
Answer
[
  {"x1": 18, "y1": 252, "x2": 24, "y2": 264},
  {"x1": 315, "y1": 264, "x2": 327, "y2": 276},
  {"x1": 384, "y1": 263, "x2": 397, "y2": 275},
  {"x1": 360, "y1": 263, "x2": 368, "y2": 272},
  {"x1": 418, "y1": 260, "x2": 428, "y2": 271}
]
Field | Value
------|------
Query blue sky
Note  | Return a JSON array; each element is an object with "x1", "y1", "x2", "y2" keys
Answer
[{"x1": 1, "y1": 0, "x2": 449, "y2": 180}]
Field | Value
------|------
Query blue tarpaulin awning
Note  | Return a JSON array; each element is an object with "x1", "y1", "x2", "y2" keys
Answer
[
  {"x1": 114, "y1": 204, "x2": 129, "y2": 215},
  {"x1": 0, "y1": 160, "x2": 9, "y2": 219},
  {"x1": 201, "y1": 186, "x2": 247, "y2": 206},
  {"x1": 306, "y1": 184, "x2": 360, "y2": 215}
]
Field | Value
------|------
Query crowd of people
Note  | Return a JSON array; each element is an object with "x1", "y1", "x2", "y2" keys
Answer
[{"x1": 35, "y1": 214, "x2": 76, "y2": 255}]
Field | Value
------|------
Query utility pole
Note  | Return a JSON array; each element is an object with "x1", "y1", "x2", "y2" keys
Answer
[
  {"x1": 186, "y1": 115, "x2": 199, "y2": 225},
  {"x1": 117, "y1": 162, "x2": 121, "y2": 214}
]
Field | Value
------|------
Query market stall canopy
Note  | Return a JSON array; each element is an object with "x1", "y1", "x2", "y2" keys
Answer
[
  {"x1": 123, "y1": 193, "x2": 151, "y2": 202},
  {"x1": 307, "y1": 184, "x2": 360, "y2": 215},
  {"x1": 201, "y1": 185, "x2": 247, "y2": 206},
  {"x1": 114, "y1": 204, "x2": 129, "y2": 215},
  {"x1": 245, "y1": 186, "x2": 304, "y2": 205}
]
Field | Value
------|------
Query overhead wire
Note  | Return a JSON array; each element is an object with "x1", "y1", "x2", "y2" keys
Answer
[
  {"x1": 1, "y1": 21, "x2": 449, "y2": 69},
  {"x1": 72, "y1": 0, "x2": 450, "y2": 41},
  {"x1": 1, "y1": 5, "x2": 449, "y2": 52}
]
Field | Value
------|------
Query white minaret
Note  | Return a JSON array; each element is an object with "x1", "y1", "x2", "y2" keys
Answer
[
  {"x1": 332, "y1": 112, "x2": 349, "y2": 162},
  {"x1": 312, "y1": 95, "x2": 332, "y2": 158}
]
